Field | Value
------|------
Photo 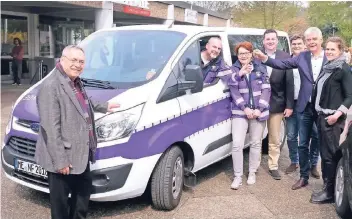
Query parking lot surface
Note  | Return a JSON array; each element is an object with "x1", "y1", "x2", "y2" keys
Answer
[{"x1": 1, "y1": 84, "x2": 340, "y2": 219}]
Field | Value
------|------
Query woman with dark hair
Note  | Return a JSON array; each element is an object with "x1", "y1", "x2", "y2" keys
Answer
[
  {"x1": 228, "y1": 41, "x2": 271, "y2": 189},
  {"x1": 11, "y1": 38, "x2": 24, "y2": 85},
  {"x1": 310, "y1": 37, "x2": 352, "y2": 204}
]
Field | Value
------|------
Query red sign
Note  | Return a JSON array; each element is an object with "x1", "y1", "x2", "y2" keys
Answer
[{"x1": 123, "y1": 5, "x2": 151, "y2": 17}]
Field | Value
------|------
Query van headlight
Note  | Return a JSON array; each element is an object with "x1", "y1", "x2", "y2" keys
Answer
[
  {"x1": 95, "y1": 104, "x2": 144, "y2": 142},
  {"x1": 5, "y1": 104, "x2": 14, "y2": 136},
  {"x1": 5, "y1": 116, "x2": 12, "y2": 136}
]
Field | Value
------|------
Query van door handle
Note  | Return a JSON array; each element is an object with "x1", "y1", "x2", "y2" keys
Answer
[{"x1": 223, "y1": 88, "x2": 230, "y2": 93}]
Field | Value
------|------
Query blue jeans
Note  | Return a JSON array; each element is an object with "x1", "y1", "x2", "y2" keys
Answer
[
  {"x1": 297, "y1": 103, "x2": 320, "y2": 180},
  {"x1": 286, "y1": 104, "x2": 319, "y2": 166}
]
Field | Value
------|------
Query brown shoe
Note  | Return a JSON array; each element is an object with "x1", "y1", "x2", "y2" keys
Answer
[
  {"x1": 285, "y1": 163, "x2": 298, "y2": 174},
  {"x1": 310, "y1": 166, "x2": 320, "y2": 179},
  {"x1": 292, "y1": 178, "x2": 308, "y2": 190}
]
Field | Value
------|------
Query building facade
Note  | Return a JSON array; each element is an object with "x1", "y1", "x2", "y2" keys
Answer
[{"x1": 1, "y1": 1, "x2": 230, "y2": 83}]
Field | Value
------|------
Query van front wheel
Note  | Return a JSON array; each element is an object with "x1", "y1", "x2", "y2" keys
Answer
[{"x1": 151, "y1": 146, "x2": 184, "y2": 210}]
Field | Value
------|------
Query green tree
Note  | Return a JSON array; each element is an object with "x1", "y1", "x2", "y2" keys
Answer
[
  {"x1": 308, "y1": 1, "x2": 352, "y2": 45},
  {"x1": 231, "y1": 1, "x2": 304, "y2": 31}
]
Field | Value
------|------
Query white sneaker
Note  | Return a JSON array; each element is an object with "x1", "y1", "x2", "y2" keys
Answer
[
  {"x1": 247, "y1": 172, "x2": 256, "y2": 185},
  {"x1": 231, "y1": 177, "x2": 242, "y2": 190}
]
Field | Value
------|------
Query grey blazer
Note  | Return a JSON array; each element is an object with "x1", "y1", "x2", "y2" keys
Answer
[{"x1": 35, "y1": 68, "x2": 108, "y2": 174}]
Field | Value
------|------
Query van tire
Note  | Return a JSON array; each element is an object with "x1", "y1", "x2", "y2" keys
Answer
[{"x1": 151, "y1": 146, "x2": 184, "y2": 210}]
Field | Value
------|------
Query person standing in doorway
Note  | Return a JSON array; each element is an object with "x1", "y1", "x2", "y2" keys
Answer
[
  {"x1": 285, "y1": 35, "x2": 320, "y2": 177},
  {"x1": 11, "y1": 38, "x2": 24, "y2": 85}
]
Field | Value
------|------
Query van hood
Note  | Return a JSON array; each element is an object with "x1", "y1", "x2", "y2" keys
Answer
[{"x1": 12, "y1": 83, "x2": 150, "y2": 122}]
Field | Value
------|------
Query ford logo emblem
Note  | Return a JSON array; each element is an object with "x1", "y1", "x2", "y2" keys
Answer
[{"x1": 30, "y1": 123, "x2": 40, "y2": 133}]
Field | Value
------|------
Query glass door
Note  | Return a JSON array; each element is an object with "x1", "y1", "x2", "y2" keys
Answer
[{"x1": 53, "y1": 21, "x2": 84, "y2": 57}]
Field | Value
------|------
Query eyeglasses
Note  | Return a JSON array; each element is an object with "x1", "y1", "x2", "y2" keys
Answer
[
  {"x1": 63, "y1": 56, "x2": 85, "y2": 65},
  {"x1": 238, "y1": 52, "x2": 252, "y2": 57}
]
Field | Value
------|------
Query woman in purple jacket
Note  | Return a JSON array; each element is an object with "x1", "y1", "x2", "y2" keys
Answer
[{"x1": 228, "y1": 42, "x2": 271, "y2": 190}]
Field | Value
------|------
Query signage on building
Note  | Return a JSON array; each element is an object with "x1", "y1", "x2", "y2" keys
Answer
[
  {"x1": 123, "y1": 5, "x2": 151, "y2": 16},
  {"x1": 111, "y1": 1, "x2": 149, "y2": 9},
  {"x1": 184, "y1": 8, "x2": 198, "y2": 24}
]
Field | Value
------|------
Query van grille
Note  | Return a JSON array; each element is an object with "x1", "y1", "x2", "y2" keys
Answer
[{"x1": 8, "y1": 137, "x2": 36, "y2": 157}]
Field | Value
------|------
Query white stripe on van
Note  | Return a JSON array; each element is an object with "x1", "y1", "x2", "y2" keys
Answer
[
  {"x1": 239, "y1": 88, "x2": 249, "y2": 93},
  {"x1": 253, "y1": 91, "x2": 261, "y2": 96}
]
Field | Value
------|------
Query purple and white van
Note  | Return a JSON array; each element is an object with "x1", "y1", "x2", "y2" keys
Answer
[{"x1": 2, "y1": 25, "x2": 290, "y2": 210}]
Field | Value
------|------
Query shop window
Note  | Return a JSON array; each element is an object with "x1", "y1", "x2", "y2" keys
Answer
[
  {"x1": 39, "y1": 15, "x2": 94, "y2": 58},
  {"x1": 1, "y1": 15, "x2": 29, "y2": 56},
  {"x1": 52, "y1": 22, "x2": 85, "y2": 57},
  {"x1": 39, "y1": 24, "x2": 53, "y2": 57}
]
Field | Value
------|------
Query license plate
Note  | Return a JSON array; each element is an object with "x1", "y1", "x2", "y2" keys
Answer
[{"x1": 14, "y1": 159, "x2": 48, "y2": 178}]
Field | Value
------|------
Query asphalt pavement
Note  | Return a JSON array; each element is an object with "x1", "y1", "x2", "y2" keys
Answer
[{"x1": 0, "y1": 84, "x2": 340, "y2": 219}]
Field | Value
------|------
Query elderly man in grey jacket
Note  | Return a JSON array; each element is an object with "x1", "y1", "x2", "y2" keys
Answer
[{"x1": 35, "y1": 45, "x2": 119, "y2": 219}]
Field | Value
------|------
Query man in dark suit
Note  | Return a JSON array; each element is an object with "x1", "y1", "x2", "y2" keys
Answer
[
  {"x1": 35, "y1": 45, "x2": 120, "y2": 219},
  {"x1": 261, "y1": 29, "x2": 294, "y2": 180},
  {"x1": 285, "y1": 35, "x2": 320, "y2": 177},
  {"x1": 254, "y1": 27, "x2": 327, "y2": 190}
]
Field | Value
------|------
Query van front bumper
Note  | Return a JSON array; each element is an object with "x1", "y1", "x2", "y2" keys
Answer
[
  {"x1": 2, "y1": 142, "x2": 161, "y2": 202},
  {"x1": 1, "y1": 144, "x2": 132, "y2": 195}
]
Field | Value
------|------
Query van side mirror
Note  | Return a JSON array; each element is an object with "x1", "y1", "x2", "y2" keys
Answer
[
  {"x1": 178, "y1": 65, "x2": 203, "y2": 93},
  {"x1": 156, "y1": 65, "x2": 204, "y2": 103}
]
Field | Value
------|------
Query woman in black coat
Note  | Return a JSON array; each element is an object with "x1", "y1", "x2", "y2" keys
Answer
[{"x1": 310, "y1": 37, "x2": 352, "y2": 204}]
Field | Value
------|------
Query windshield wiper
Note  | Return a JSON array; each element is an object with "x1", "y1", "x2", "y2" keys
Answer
[{"x1": 81, "y1": 78, "x2": 117, "y2": 89}]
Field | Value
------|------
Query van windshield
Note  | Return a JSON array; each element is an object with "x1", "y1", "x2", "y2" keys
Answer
[{"x1": 79, "y1": 30, "x2": 186, "y2": 89}]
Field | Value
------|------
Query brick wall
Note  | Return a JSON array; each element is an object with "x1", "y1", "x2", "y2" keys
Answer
[
  {"x1": 208, "y1": 16, "x2": 227, "y2": 27},
  {"x1": 197, "y1": 13, "x2": 204, "y2": 25},
  {"x1": 174, "y1": 6, "x2": 185, "y2": 21},
  {"x1": 66, "y1": 1, "x2": 227, "y2": 27},
  {"x1": 148, "y1": 2, "x2": 168, "y2": 19}
]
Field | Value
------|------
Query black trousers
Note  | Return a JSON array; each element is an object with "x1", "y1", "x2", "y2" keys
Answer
[
  {"x1": 12, "y1": 59, "x2": 22, "y2": 84},
  {"x1": 48, "y1": 164, "x2": 92, "y2": 219},
  {"x1": 317, "y1": 114, "x2": 345, "y2": 192}
]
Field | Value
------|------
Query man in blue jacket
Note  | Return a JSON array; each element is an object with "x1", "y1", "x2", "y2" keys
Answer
[
  {"x1": 253, "y1": 27, "x2": 327, "y2": 190},
  {"x1": 201, "y1": 37, "x2": 232, "y2": 83}
]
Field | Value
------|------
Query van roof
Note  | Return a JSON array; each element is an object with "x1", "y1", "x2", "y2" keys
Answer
[{"x1": 97, "y1": 24, "x2": 289, "y2": 37}]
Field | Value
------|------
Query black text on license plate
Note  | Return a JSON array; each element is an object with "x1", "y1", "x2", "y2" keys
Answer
[{"x1": 15, "y1": 159, "x2": 48, "y2": 178}]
